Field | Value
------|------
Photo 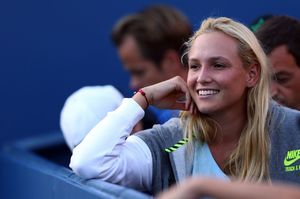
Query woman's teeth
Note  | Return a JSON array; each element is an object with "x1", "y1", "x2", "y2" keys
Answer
[{"x1": 198, "y1": 89, "x2": 219, "y2": 96}]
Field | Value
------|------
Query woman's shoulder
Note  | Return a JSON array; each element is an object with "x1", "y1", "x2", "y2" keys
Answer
[
  {"x1": 268, "y1": 102, "x2": 300, "y2": 184},
  {"x1": 269, "y1": 100, "x2": 300, "y2": 146},
  {"x1": 269, "y1": 101, "x2": 300, "y2": 126}
]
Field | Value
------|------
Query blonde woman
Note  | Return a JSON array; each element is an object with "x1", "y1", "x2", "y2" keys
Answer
[{"x1": 70, "y1": 17, "x2": 300, "y2": 195}]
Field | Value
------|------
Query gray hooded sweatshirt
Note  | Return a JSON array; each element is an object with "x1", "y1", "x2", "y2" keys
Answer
[{"x1": 136, "y1": 102, "x2": 300, "y2": 195}]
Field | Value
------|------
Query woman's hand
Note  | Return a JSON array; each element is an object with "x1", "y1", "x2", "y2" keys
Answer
[{"x1": 133, "y1": 76, "x2": 196, "y2": 113}]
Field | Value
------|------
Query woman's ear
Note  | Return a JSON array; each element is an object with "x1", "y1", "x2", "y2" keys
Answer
[{"x1": 246, "y1": 64, "x2": 260, "y2": 87}]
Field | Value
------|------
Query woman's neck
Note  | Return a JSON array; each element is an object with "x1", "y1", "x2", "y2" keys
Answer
[
  {"x1": 210, "y1": 102, "x2": 247, "y2": 145},
  {"x1": 207, "y1": 106, "x2": 247, "y2": 169}
]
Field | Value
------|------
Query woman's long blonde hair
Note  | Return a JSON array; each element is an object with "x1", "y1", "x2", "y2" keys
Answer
[{"x1": 181, "y1": 17, "x2": 271, "y2": 182}]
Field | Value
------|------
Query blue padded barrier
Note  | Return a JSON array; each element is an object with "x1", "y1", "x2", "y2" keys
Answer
[{"x1": 0, "y1": 132, "x2": 151, "y2": 199}]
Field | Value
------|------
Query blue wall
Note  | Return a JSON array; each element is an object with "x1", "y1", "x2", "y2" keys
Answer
[{"x1": 1, "y1": 0, "x2": 300, "y2": 143}]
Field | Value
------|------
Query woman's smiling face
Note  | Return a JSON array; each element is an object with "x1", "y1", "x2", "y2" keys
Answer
[{"x1": 187, "y1": 31, "x2": 250, "y2": 117}]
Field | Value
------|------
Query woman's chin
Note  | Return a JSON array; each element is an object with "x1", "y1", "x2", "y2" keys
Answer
[{"x1": 197, "y1": 106, "x2": 216, "y2": 115}]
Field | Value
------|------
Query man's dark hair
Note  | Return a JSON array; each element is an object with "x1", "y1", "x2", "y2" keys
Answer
[
  {"x1": 255, "y1": 15, "x2": 300, "y2": 66},
  {"x1": 111, "y1": 5, "x2": 193, "y2": 66},
  {"x1": 249, "y1": 14, "x2": 274, "y2": 32}
]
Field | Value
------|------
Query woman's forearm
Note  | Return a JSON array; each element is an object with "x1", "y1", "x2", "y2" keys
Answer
[{"x1": 70, "y1": 98, "x2": 153, "y2": 191}]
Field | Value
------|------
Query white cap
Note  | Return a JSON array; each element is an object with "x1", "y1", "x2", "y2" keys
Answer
[{"x1": 60, "y1": 85, "x2": 123, "y2": 150}]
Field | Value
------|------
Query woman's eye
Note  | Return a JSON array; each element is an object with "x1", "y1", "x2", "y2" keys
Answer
[
  {"x1": 189, "y1": 64, "x2": 199, "y2": 69},
  {"x1": 214, "y1": 63, "x2": 225, "y2": 69}
]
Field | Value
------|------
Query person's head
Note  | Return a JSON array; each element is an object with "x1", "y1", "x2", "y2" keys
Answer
[
  {"x1": 249, "y1": 14, "x2": 274, "y2": 32},
  {"x1": 255, "y1": 16, "x2": 300, "y2": 110},
  {"x1": 111, "y1": 5, "x2": 192, "y2": 90},
  {"x1": 60, "y1": 85, "x2": 123, "y2": 150},
  {"x1": 181, "y1": 17, "x2": 270, "y2": 181}
]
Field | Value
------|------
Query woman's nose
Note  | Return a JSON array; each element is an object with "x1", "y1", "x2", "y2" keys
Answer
[{"x1": 196, "y1": 67, "x2": 212, "y2": 83}]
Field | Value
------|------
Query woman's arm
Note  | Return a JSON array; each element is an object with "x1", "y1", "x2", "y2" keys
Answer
[
  {"x1": 70, "y1": 76, "x2": 195, "y2": 192},
  {"x1": 70, "y1": 98, "x2": 153, "y2": 191}
]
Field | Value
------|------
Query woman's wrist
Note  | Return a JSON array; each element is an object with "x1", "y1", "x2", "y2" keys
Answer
[{"x1": 133, "y1": 88, "x2": 150, "y2": 110}]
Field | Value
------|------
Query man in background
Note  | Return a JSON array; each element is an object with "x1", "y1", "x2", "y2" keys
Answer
[
  {"x1": 255, "y1": 15, "x2": 300, "y2": 110},
  {"x1": 111, "y1": 5, "x2": 193, "y2": 123},
  {"x1": 60, "y1": 5, "x2": 192, "y2": 150}
]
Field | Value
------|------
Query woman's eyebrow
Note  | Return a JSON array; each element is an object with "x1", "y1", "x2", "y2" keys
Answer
[
  {"x1": 209, "y1": 56, "x2": 229, "y2": 62},
  {"x1": 188, "y1": 56, "x2": 229, "y2": 63}
]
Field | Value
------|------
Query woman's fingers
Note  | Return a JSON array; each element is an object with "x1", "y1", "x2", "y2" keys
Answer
[
  {"x1": 173, "y1": 77, "x2": 192, "y2": 110},
  {"x1": 140, "y1": 76, "x2": 195, "y2": 111}
]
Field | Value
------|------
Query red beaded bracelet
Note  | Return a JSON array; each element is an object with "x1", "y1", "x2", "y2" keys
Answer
[{"x1": 134, "y1": 89, "x2": 149, "y2": 108}]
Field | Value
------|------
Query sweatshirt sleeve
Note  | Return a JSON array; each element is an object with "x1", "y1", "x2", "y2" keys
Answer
[{"x1": 70, "y1": 98, "x2": 153, "y2": 192}]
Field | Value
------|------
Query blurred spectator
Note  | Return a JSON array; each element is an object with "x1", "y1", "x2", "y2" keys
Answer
[
  {"x1": 111, "y1": 4, "x2": 193, "y2": 123},
  {"x1": 255, "y1": 15, "x2": 300, "y2": 110},
  {"x1": 249, "y1": 14, "x2": 274, "y2": 32},
  {"x1": 60, "y1": 85, "x2": 123, "y2": 150}
]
